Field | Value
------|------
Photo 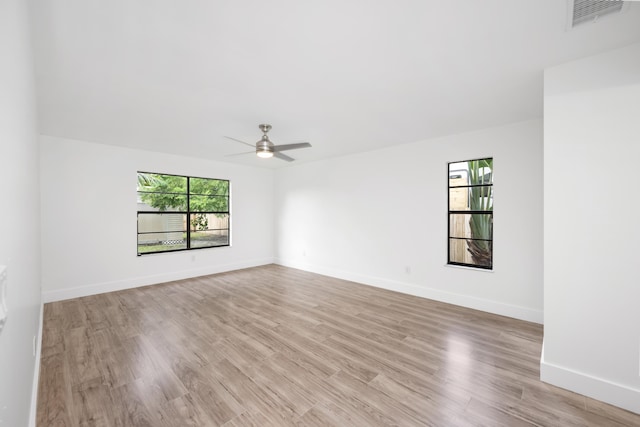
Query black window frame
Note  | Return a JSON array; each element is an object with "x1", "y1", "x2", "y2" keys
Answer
[
  {"x1": 447, "y1": 157, "x2": 493, "y2": 270},
  {"x1": 136, "y1": 171, "x2": 230, "y2": 256}
]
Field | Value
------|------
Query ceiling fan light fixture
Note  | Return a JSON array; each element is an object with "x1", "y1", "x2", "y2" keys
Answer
[
  {"x1": 256, "y1": 138, "x2": 274, "y2": 158},
  {"x1": 256, "y1": 149, "x2": 273, "y2": 158}
]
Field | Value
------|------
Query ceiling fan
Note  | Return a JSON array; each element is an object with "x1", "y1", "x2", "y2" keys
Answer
[{"x1": 225, "y1": 124, "x2": 311, "y2": 162}]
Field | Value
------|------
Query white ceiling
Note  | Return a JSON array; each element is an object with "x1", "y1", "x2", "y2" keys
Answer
[{"x1": 32, "y1": 0, "x2": 640, "y2": 168}]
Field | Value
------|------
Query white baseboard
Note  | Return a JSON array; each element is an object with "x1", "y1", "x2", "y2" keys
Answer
[
  {"x1": 275, "y1": 259, "x2": 543, "y2": 324},
  {"x1": 540, "y1": 342, "x2": 640, "y2": 415},
  {"x1": 42, "y1": 258, "x2": 275, "y2": 302},
  {"x1": 29, "y1": 301, "x2": 44, "y2": 427}
]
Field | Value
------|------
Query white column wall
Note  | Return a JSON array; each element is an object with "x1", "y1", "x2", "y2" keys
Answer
[
  {"x1": 0, "y1": 0, "x2": 43, "y2": 425},
  {"x1": 542, "y1": 41, "x2": 640, "y2": 414}
]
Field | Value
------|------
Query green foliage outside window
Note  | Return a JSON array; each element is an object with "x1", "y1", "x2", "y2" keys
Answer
[
  {"x1": 137, "y1": 172, "x2": 229, "y2": 231},
  {"x1": 467, "y1": 159, "x2": 493, "y2": 266}
]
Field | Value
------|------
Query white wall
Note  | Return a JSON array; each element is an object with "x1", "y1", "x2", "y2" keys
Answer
[
  {"x1": 40, "y1": 136, "x2": 275, "y2": 301},
  {"x1": 0, "y1": 0, "x2": 43, "y2": 426},
  {"x1": 542, "y1": 42, "x2": 640, "y2": 413},
  {"x1": 275, "y1": 120, "x2": 543, "y2": 323}
]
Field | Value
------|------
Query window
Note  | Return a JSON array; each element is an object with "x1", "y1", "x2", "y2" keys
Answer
[
  {"x1": 448, "y1": 158, "x2": 493, "y2": 269},
  {"x1": 137, "y1": 172, "x2": 230, "y2": 255}
]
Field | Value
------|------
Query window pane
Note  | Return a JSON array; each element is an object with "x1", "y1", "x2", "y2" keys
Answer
[
  {"x1": 189, "y1": 195, "x2": 229, "y2": 213},
  {"x1": 449, "y1": 213, "x2": 492, "y2": 240},
  {"x1": 467, "y1": 159, "x2": 493, "y2": 185},
  {"x1": 138, "y1": 213, "x2": 186, "y2": 233},
  {"x1": 449, "y1": 238, "x2": 492, "y2": 268},
  {"x1": 469, "y1": 239, "x2": 492, "y2": 267},
  {"x1": 449, "y1": 238, "x2": 472, "y2": 264},
  {"x1": 191, "y1": 230, "x2": 229, "y2": 248},
  {"x1": 208, "y1": 214, "x2": 229, "y2": 229},
  {"x1": 137, "y1": 173, "x2": 187, "y2": 211},
  {"x1": 449, "y1": 187, "x2": 469, "y2": 210},
  {"x1": 449, "y1": 162, "x2": 467, "y2": 175},
  {"x1": 137, "y1": 193, "x2": 187, "y2": 211},
  {"x1": 468, "y1": 185, "x2": 493, "y2": 211},
  {"x1": 188, "y1": 213, "x2": 229, "y2": 231},
  {"x1": 137, "y1": 173, "x2": 187, "y2": 192},
  {"x1": 190, "y1": 178, "x2": 229, "y2": 196},
  {"x1": 138, "y1": 233, "x2": 187, "y2": 253}
]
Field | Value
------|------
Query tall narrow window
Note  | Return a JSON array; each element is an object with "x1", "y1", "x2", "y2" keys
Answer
[
  {"x1": 136, "y1": 172, "x2": 230, "y2": 255},
  {"x1": 448, "y1": 158, "x2": 493, "y2": 269}
]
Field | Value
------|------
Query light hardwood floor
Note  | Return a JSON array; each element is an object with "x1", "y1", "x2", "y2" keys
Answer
[{"x1": 37, "y1": 265, "x2": 640, "y2": 426}]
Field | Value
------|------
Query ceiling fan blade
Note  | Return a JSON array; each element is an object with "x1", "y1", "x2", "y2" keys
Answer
[
  {"x1": 224, "y1": 136, "x2": 256, "y2": 148},
  {"x1": 274, "y1": 152, "x2": 295, "y2": 162},
  {"x1": 273, "y1": 142, "x2": 312, "y2": 152},
  {"x1": 224, "y1": 150, "x2": 255, "y2": 157}
]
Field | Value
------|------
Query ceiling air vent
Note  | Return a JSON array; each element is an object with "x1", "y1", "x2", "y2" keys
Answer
[{"x1": 569, "y1": 0, "x2": 627, "y2": 27}]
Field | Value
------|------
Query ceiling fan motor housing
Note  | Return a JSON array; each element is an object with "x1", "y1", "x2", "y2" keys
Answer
[{"x1": 257, "y1": 134, "x2": 274, "y2": 155}]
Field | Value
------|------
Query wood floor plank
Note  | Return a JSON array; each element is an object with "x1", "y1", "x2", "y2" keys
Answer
[
  {"x1": 249, "y1": 358, "x2": 318, "y2": 417},
  {"x1": 108, "y1": 379, "x2": 162, "y2": 427},
  {"x1": 220, "y1": 410, "x2": 271, "y2": 427},
  {"x1": 37, "y1": 264, "x2": 640, "y2": 426},
  {"x1": 585, "y1": 397, "x2": 640, "y2": 426},
  {"x1": 69, "y1": 377, "x2": 115, "y2": 427},
  {"x1": 274, "y1": 324, "x2": 378, "y2": 382},
  {"x1": 368, "y1": 373, "x2": 467, "y2": 425},
  {"x1": 169, "y1": 357, "x2": 242, "y2": 424},
  {"x1": 294, "y1": 404, "x2": 345, "y2": 427},
  {"x1": 465, "y1": 397, "x2": 538, "y2": 427},
  {"x1": 36, "y1": 354, "x2": 74, "y2": 427},
  {"x1": 157, "y1": 393, "x2": 217, "y2": 426},
  {"x1": 63, "y1": 327, "x2": 102, "y2": 387},
  {"x1": 208, "y1": 358, "x2": 299, "y2": 426},
  {"x1": 328, "y1": 369, "x2": 431, "y2": 426},
  {"x1": 40, "y1": 322, "x2": 65, "y2": 359}
]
